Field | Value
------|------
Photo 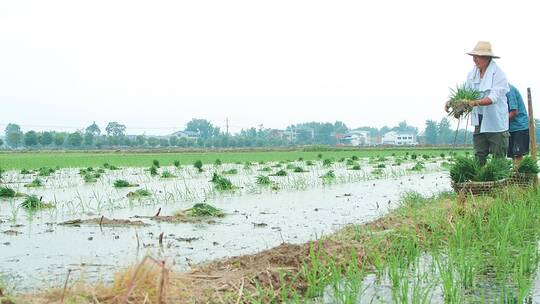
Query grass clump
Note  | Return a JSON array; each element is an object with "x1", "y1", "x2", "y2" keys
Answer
[
  {"x1": 210, "y1": 173, "x2": 235, "y2": 191},
  {"x1": 0, "y1": 186, "x2": 16, "y2": 198},
  {"x1": 193, "y1": 160, "x2": 204, "y2": 172},
  {"x1": 186, "y1": 203, "x2": 224, "y2": 217},
  {"x1": 24, "y1": 178, "x2": 43, "y2": 188},
  {"x1": 517, "y1": 156, "x2": 539, "y2": 174},
  {"x1": 113, "y1": 179, "x2": 138, "y2": 188}
]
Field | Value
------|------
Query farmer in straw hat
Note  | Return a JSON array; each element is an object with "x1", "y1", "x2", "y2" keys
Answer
[{"x1": 464, "y1": 41, "x2": 510, "y2": 166}]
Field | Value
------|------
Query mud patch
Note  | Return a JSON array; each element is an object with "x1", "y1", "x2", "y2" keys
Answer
[{"x1": 59, "y1": 217, "x2": 149, "y2": 227}]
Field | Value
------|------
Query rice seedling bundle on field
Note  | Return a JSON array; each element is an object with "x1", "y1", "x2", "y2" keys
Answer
[
  {"x1": 446, "y1": 84, "x2": 482, "y2": 119},
  {"x1": 0, "y1": 186, "x2": 16, "y2": 198},
  {"x1": 210, "y1": 173, "x2": 234, "y2": 191},
  {"x1": 450, "y1": 156, "x2": 511, "y2": 184},
  {"x1": 186, "y1": 203, "x2": 224, "y2": 217}
]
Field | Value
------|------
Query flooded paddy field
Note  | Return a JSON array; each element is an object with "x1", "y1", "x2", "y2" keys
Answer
[{"x1": 0, "y1": 154, "x2": 451, "y2": 293}]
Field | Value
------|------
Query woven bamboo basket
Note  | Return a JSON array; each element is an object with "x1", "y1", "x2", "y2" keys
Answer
[
  {"x1": 451, "y1": 179, "x2": 508, "y2": 196},
  {"x1": 507, "y1": 172, "x2": 539, "y2": 188}
]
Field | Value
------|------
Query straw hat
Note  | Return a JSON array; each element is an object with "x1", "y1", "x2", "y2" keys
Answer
[{"x1": 466, "y1": 41, "x2": 500, "y2": 58}]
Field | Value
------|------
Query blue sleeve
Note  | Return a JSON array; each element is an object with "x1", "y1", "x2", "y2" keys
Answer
[{"x1": 507, "y1": 87, "x2": 518, "y2": 111}]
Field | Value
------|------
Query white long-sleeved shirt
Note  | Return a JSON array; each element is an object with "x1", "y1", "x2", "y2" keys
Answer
[{"x1": 466, "y1": 60, "x2": 510, "y2": 133}]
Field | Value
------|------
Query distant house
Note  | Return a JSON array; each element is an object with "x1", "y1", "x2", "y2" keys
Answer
[
  {"x1": 170, "y1": 130, "x2": 199, "y2": 139},
  {"x1": 381, "y1": 131, "x2": 417, "y2": 146},
  {"x1": 340, "y1": 130, "x2": 371, "y2": 146}
]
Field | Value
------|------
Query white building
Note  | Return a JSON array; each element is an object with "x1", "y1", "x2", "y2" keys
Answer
[
  {"x1": 170, "y1": 130, "x2": 199, "y2": 139},
  {"x1": 381, "y1": 131, "x2": 417, "y2": 146},
  {"x1": 341, "y1": 130, "x2": 371, "y2": 146}
]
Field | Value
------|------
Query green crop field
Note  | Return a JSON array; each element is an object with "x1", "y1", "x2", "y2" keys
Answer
[{"x1": 0, "y1": 147, "x2": 470, "y2": 170}]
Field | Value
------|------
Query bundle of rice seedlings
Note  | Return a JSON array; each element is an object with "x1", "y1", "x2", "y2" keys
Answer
[
  {"x1": 24, "y1": 178, "x2": 43, "y2": 188},
  {"x1": 187, "y1": 203, "x2": 224, "y2": 217},
  {"x1": 447, "y1": 84, "x2": 482, "y2": 119},
  {"x1": 285, "y1": 163, "x2": 296, "y2": 170},
  {"x1": 103, "y1": 163, "x2": 120, "y2": 170},
  {"x1": 173, "y1": 160, "x2": 181, "y2": 168},
  {"x1": 271, "y1": 169, "x2": 288, "y2": 177},
  {"x1": 127, "y1": 189, "x2": 152, "y2": 198},
  {"x1": 193, "y1": 160, "x2": 204, "y2": 172},
  {"x1": 256, "y1": 175, "x2": 272, "y2": 185},
  {"x1": 349, "y1": 164, "x2": 361, "y2": 170},
  {"x1": 21, "y1": 195, "x2": 52, "y2": 210},
  {"x1": 210, "y1": 173, "x2": 234, "y2": 191},
  {"x1": 113, "y1": 179, "x2": 138, "y2": 188},
  {"x1": 322, "y1": 159, "x2": 333, "y2": 167},
  {"x1": 149, "y1": 166, "x2": 158, "y2": 176},
  {"x1": 0, "y1": 186, "x2": 16, "y2": 198},
  {"x1": 409, "y1": 161, "x2": 425, "y2": 172},
  {"x1": 214, "y1": 159, "x2": 222, "y2": 166},
  {"x1": 449, "y1": 156, "x2": 479, "y2": 183},
  {"x1": 20, "y1": 169, "x2": 32, "y2": 175},
  {"x1": 38, "y1": 167, "x2": 55, "y2": 177},
  {"x1": 321, "y1": 170, "x2": 336, "y2": 179},
  {"x1": 161, "y1": 171, "x2": 176, "y2": 178},
  {"x1": 259, "y1": 167, "x2": 272, "y2": 172},
  {"x1": 152, "y1": 160, "x2": 160, "y2": 168},
  {"x1": 293, "y1": 166, "x2": 307, "y2": 173},
  {"x1": 83, "y1": 173, "x2": 101, "y2": 183},
  {"x1": 223, "y1": 168, "x2": 238, "y2": 175},
  {"x1": 517, "y1": 156, "x2": 539, "y2": 174},
  {"x1": 475, "y1": 158, "x2": 511, "y2": 182}
]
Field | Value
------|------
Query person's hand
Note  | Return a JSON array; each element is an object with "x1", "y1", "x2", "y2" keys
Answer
[{"x1": 468, "y1": 100, "x2": 479, "y2": 107}]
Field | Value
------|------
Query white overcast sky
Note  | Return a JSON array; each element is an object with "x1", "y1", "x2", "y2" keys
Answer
[{"x1": 1, "y1": 0, "x2": 539, "y2": 135}]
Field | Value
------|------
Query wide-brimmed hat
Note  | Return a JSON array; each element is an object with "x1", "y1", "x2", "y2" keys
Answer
[{"x1": 466, "y1": 41, "x2": 500, "y2": 58}]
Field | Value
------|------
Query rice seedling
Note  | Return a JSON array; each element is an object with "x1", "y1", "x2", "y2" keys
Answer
[
  {"x1": 449, "y1": 156, "x2": 479, "y2": 183},
  {"x1": 83, "y1": 173, "x2": 101, "y2": 183},
  {"x1": 447, "y1": 84, "x2": 482, "y2": 119},
  {"x1": 320, "y1": 170, "x2": 336, "y2": 180},
  {"x1": 185, "y1": 203, "x2": 224, "y2": 217},
  {"x1": 0, "y1": 186, "x2": 16, "y2": 198},
  {"x1": 256, "y1": 175, "x2": 272, "y2": 185},
  {"x1": 20, "y1": 169, "x2": 32, "y2": 175},
  {"x1": 161, "y1": 171, "x2": 176, "y2": 178},
  {"x1": 271, "y1": 169, "x2": 288, "y2": 177},
  {"x1": 293, "y1": 166, "x2": 307, "y2": 173},
  {"x1": 24, "y1": 178, "x2": 43, "y2": 188},
  {"x1": 409, "y1": 161, "x2": 425, "y2": 172},
  {"x1": 317, "y1": 153, "x2": 323, "y2": 159},
  {"x1": 113, "y1": 179, "x2": 138, "y2": 188},
  {"x1": 323, "y1": 158, "x2": 333, "y2": 167},
  {"x1": 411, "y1": 153, "x2": 418, "y2": 160},
  {"x1": 259, "y1": 167, "x2": 272, "y2": 172},
  {"x1": 210, "y1": 173, "x2": 235, "y2": 191},
  {"x1": 38, "y1": 167, "x2": 55, "y2": 176},
  {"x1": 422, "y1": 154, "x2": 430, "y2": 160},
  {"x1": 306, "y1": 160, "x2": 315, "y2": 166},
  {"x1": 350, "y1": 165, "x2": 361, "y2": 171},
  {"x1": 151, "y1": 159, "x2": 160, "y2": 168},
  {"x1": 517, "y1": 156, "x2": 539, "y2": 173},
  {"x1": 149, "y1": 166, "x2": 158, "y2": 176},
  {"x1": 222, "y1": 168, "x2": 238, "y2": 175},
  {"x1": 272, "y1": 163, "x2": 282, "y2": 168},
  {"x1": 193, "y1": 160, "x2": 204, "y2": 172},
  {"x1": 21, "y1": 195, "x2": 52, "y2": 210},
  {"x1": 214, "y1": 159, "x2": 222, "y2": 166},
  {"x1": 173, "y1": 160, "x2": 181, "y2": 168},
  {"x1": 286, "y1": 163, "x2": 296, "y2": 170},
  {"x1": 127, "y1": 189, "x2": 152, "y2": 198},
  {"x1": 474, "y1": 158, "x2": 511, "y2": 181},
  {"x1": 376, "y1": 163, "x2": 386, "y2": 168}
]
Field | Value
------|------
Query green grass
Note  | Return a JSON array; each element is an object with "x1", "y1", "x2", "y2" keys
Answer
[{"x1": 0, "y1": 148, "x2": 470, "y2": 170}]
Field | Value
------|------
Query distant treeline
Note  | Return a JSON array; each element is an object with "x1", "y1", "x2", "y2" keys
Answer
[{"x1": 1, "y1": 118, "x2": 538, "y2": 150}]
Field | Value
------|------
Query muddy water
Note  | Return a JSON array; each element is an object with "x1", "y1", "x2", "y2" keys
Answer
[{"x1": 0, "y1": 161, "x2": 450, "y2": 292}]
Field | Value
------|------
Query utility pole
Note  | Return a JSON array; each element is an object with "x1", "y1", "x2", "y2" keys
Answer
[{"x1": 226, "y1": 118, "x2": 229, "y2": 136}]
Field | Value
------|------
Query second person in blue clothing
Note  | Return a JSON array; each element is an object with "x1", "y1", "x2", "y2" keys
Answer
[{"x1": 507, "y1": 85, "x2": 530, "y2": 168}]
